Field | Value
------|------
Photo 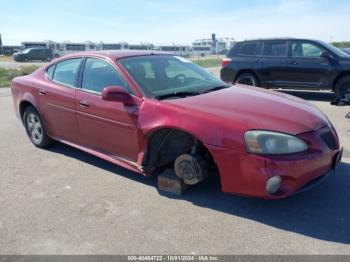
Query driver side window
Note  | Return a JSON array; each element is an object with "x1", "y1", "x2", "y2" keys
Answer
[
  {"x1": 81, "y1": 58, "x2": 131, "y2": 94},
  {"x1": 292, "y1": 41, "x2": 325, "y2": 58}
]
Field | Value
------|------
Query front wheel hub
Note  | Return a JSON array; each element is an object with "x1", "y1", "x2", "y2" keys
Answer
[{"x1": 174, "y1": 154, "x2": 208, "y2": 185}]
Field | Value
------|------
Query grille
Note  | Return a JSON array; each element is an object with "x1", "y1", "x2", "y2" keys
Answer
[{"x1": 320, "y1": 131, "x2": 337, "y2": 150}]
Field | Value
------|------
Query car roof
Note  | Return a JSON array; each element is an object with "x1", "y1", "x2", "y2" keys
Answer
[{"x1": 59, "y1": 50, "x2": 172, "y2": 61}]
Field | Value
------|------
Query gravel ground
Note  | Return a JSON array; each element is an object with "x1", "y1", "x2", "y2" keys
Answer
[{"x1": 0, "y1": 81, "x2": 350, "y2": 255}]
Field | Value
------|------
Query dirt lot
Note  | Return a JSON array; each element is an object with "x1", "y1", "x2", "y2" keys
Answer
[{"x1": 0, "y1": 81, "x2": 350, "y2": 254}]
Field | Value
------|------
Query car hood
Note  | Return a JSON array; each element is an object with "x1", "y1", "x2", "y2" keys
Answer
[{"x1": 164, "y1": 85, "x2": 329, "y2": 135}]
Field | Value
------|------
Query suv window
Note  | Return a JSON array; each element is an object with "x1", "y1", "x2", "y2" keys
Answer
[
  {"x1": 82, "y1": 58, "x2": 130, "y2": 94},
  {"x1": 263, "y1": 41, "x2": 287, "y2": 57},
  {"x1": 32, "y1": 49, "x2": 43, "y2": 54},
  {"x1": 238, "y1": 42, "x2": 257, "y2": 56},
  {"x1": 256, "y1": 42, "x2": 264, "y2": 56},
  {"x1": 292, "y1": 41, "x2": 325, "y2": 57},
  {"x1": 52, "y1": 58, "x2": 82, "y2": 87}
]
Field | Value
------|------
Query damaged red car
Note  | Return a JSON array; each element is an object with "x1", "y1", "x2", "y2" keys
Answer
[{"x1": 11, "y1": 51, "x2": 342, "y2": 199}]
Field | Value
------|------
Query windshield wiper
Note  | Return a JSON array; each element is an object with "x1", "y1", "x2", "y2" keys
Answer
[
  {"x1": 155, "y1": 91, "x2": 201, "y2": 100},
  {"x1": 201, "y1": 85, "x2": 231, "y2": 94}
]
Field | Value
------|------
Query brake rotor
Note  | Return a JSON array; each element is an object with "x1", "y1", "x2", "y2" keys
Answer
[{"x1": 174, "y1": 154, "x2": 208, "y2": 185}]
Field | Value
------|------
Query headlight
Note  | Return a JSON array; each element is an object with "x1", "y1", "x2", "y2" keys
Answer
[{"x1": 244, "y1": 130, "x2": 308, "y2": 155}]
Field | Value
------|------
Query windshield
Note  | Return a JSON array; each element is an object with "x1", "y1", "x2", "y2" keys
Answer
[
  {"x1": 119, "y1": 55, "x2": 227, "y2": 98},
  {"x1": 319, "y1": 41, "x2": 350, "y2": 58},
  {"x1": 21, "y1": 48, "x2": 32, "y2": 54}
]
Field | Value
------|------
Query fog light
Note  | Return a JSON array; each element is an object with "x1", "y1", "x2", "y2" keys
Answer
[{"x1": 266, "y1": 176, "x2": 282, "y2": 195}]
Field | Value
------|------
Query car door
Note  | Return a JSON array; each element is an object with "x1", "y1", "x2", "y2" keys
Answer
[
  {"x1": 39, "y1": 58, "x2": 83, "y2": 142},
  {"x1": 38, "y1": 49, "x2": 46, "y2": 60},
  {"x1": 286, "y1": 40, "x2": 334, "y2": 88},
  {"x1": 30, "y1": 49, "x2": 41, "y2": 60},
  {"x1": 75, "y1": 57, "x2": 140, "y2": 161},
  {"x1": 26, "y1": 49, "x2": 35, "y2": 60},
  {"x1": 236, "y1": 41, "x2": 258, "y2": 72},
  {"x1": 255, "y1": 40, "x2": 289, "y2": 87}
]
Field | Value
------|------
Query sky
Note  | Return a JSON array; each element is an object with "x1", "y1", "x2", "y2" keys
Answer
[{"x1": 1, "y1": 0, "x2": 349, "y2": 45}]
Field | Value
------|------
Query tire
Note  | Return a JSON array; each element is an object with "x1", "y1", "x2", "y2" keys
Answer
[
  {"x1": 23, "y1": 106, "x2": 53, "y2": 148},
  {"x1": 235, "y1": 73, "x2": 259, "y2": 87},
  {"x1": 335, "y1": 76, "x2": 350, "y2": 101}
]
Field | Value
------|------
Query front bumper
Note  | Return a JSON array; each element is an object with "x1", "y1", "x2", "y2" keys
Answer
[{"x1": 207, "y1": 126, "x2": 341, "y2": 199}]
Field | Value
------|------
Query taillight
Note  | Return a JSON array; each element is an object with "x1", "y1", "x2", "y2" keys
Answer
[{"x1": 221, "y1": 58, "x2": 232, "y2": 67}]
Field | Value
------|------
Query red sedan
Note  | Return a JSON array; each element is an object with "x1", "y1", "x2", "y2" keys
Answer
[{"x1": 11, "y1": 51, "x2": 342, "y2": 199}]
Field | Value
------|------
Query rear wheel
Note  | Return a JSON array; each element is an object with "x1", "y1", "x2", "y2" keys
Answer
[
  {"x1": 235, "y1": 73, "x2": 259, "y2": 87},
  {"x1": 23, "y1": 107, "x2": 53, "y2": 148},
  {"x1": 335, "y1": 76, "x2": 350, "y2": 102}
]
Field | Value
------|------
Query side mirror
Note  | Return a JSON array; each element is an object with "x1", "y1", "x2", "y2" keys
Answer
[
  {"x1": 102, "y1": 86, "x2": 135, "y2": 105},
  {"x1": 320, "y1": 51, "x2": 333, "y2": 60}
]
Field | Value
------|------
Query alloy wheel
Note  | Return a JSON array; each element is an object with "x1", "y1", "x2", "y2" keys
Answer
[{"x1": 26, "y1": 113, "x2": 43, "y2": 145}]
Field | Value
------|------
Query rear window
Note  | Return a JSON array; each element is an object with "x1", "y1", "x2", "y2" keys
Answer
[
  {"x1": 46, "y1": 65, "x2": 56, "y2": 79},
  {"x1": 226, "y1": 43, "x2": 238, "y2": 57},
  {"x1": 52, "y1": 58, "x2": 82, "y2": 87},
  {"x1": 263, "y1": 41, "x2": 287, "y2": 57},
  {"x1": 238, "y1": 42, "x2": 257, "y2": 56}
]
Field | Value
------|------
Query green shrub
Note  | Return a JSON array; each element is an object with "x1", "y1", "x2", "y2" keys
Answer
[
  {"x1": 191, "y1": 58, "x2": 222, "y2": 68},
  {"x1": 331, "y1": 41, "x2": 350, "y2": 48},
  {"x1": 0, "y1": 66, "x2": 39, "y2": 87},
  {"x1": 18, "y1": 65, "x2": 40, "y2": 75}
]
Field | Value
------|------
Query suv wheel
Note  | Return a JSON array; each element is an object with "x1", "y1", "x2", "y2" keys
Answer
[
  {"x1": 23, "y1": 106, "x2": 53, "y2": 148},
  {"x1": 235, "y1": 73, "x2": 259, "y2": 87},
  {"x1": 335, "y1": 76, "x2": 350, "y2": 102}
]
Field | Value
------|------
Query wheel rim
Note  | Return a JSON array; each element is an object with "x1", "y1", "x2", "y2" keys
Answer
[
  {"x1": 178, "y1": 160, "x2": 196, "y2": 181},
  {"x1": 26, "y1": 113, "x2": 43, "y2": 144},
  {"x1": 237, "y1": 77, "x2": 255, "y2": 86}
]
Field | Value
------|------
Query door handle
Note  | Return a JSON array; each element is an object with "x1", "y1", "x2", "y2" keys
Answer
[
  {"x1": 38, "y1": 90, "x2": 46, "y2": 95},
  {"x1": 255, "y1": 60, "x2": 263, "y2": 64},
  {"x1": 290, "y1": 61, "x2": 298, "y2": 65},
  {"x1": 79, "y1": 101, "x2": 90, "y2": 108}
]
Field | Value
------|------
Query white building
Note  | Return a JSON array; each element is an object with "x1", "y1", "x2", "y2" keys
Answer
[
  {"x1": 97, "y1": 42, "x2": 128, "y2": 51},
  {"x1": 192, "y1": 35, "x2": 235, "y2": 56},
  {"x1": 192, "y1": 39, "x2": 213, "y2": 56},
  {"x1": 154, "y1": 44, "x2": 191, "y2": 56}
]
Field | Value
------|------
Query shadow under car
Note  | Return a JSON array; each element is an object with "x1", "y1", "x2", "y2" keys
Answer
[{"x1": 47, "y1": 142, "x2": 350, "y2": 245}]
